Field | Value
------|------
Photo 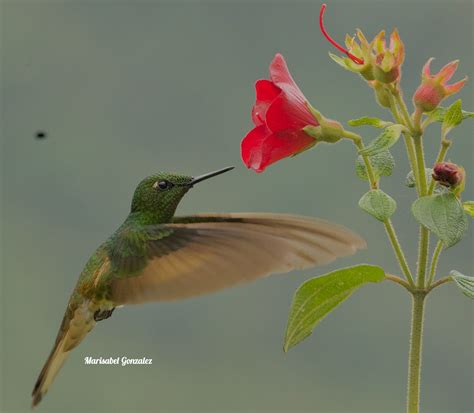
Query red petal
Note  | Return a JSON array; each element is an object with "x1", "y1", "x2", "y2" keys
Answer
[
  {"x1": 251, "y1": 79, "x2": 281, "y2": 125},
  {"x1": 265, "y1": 93, "x2": 318, "y2": 132},
  {"x1": 269, "y1": 53, "x2": 305, "y2": 97},
  {"x1": 241, "y1": 125, "x2": 316, "y2": 173}
]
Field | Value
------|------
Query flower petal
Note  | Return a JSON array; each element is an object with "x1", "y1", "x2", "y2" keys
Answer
[
  {"x1": 265, "y1": 93, "x2": 318, "y2": 132},
  {"x1": 437, "y1": 60, "x2": 459, "y2": 83},
  {"x1": 252, "y1": 79, "x2": 281, "y2": 125},
  {"x1": 422, "y1": 57, "x2": 434, "y2": 78},
  {"x1": 241, "y1": 125, "x2": 316, "y2": 172},
  {"x1": 445, "y1": 77, "x2": 468, "y2": 95},
  {"x1": 269, "y1": 54, "x2": 303, "y2": 94}
]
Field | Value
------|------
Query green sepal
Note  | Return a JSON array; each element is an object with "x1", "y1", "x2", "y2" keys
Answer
[
  {"x1": 450, "y1": 270, "x2": 474, "y2": 299},
  {"x1": 359, "y1": 189, "x2": 397, "y2": 221},
  {"x1": 348, "y1": 117, "x2": 393, "y2": 129},
  {"x1": 359, "y1": 124, "x2": 405, "y2": 156},
  {"x1": 411, "y1": 193, "x2": 468, "y2": 248},
  {"x1": 462, "y1": 201, "x2": 474, "y2": 218},
  {"x1": 355, "y1": 150, "x2": 394, "y2": 181},
  {"x1": 284, "y1": 265, "x2": 385, "y2": 352}
]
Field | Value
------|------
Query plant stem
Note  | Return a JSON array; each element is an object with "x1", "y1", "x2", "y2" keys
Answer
[
  {"x1": 343, "y1": 130, "x2": 378, "y2": 189},
  {"x1": 413, "y1": 134, "x2": 430, "y2": 289},
  {"x1": 427, "y1": 240, "x2": 444, "y2": 287},
  {"x1": 407, "y1": 293, "x2": 426, "y2": 413},
  {"x1": 387, "y1": 91, "x2": 420, "y2": 194},
  {"x1": 386, "y1": 274, "x2": 412, "y2": 291},
  {"x1": 384, "y1": 220, "x2": 416, "y2": 288},
  {"x1": 427, "y1": 276, "x2": 453, "y2": 293},
  {"x1": 342, "y1": 130, "x2": 415, "y2": 287}
]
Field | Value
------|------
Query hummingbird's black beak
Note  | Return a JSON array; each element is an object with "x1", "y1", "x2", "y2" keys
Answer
[{"x1": 189, "y1": 166, "x2": 234, "y2": 186}]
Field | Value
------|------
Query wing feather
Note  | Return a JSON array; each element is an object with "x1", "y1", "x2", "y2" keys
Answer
[{"x1": 109, "y1": 213, "x2": 366, "y2": 304}]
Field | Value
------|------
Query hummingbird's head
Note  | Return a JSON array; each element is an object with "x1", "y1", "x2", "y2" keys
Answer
[{"x1": 130, "y1": 167, "x2": 234, "y2": 220}]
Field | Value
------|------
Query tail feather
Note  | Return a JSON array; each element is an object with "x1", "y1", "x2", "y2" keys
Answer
[{"x1": 32, "y1": 301, "x2": 96, "y2": 408}]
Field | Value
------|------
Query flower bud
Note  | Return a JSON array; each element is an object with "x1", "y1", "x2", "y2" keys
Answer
[
  {"x1": 432, "y1": 162, "x2": 465, "y2": 188},
  {"x1": 413, "y1": 58, "x2": 467, "y2": 112}
]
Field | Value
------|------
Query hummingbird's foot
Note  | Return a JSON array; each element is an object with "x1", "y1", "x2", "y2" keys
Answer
[{"x1": 93, "y1": 308, "x2": 115, "y2": 322}]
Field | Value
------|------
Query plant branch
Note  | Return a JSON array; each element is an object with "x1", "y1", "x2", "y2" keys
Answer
[
  {"x1": 384, "y1": 220, "x2": 416, "y2": 288},
  {"x1": 427, "y1": 276, "x2": 453, "y2": 293},
  {"x1": 427, "y1": 240, "x2": 444, "y2": 287},
  {"x1": 386, "y1": 274, "x2": 412, "y2": 291},
  {"x1": 342, "y1": 130, "x2": 415, "y2": 287},
  {"x1": 387, "y1": 90, "x2": 420, "y2": 194}
]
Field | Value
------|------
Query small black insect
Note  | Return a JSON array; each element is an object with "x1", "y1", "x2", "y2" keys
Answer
[{"x1": 35, "y1": 131, "x2": 47, "y2": 139}]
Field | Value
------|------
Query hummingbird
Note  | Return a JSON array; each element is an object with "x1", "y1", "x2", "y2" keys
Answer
[{"x1": 32, "y1": 166, "x2": 365, "y2": 407}]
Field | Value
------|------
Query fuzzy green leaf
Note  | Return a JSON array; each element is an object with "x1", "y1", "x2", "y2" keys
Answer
[
  {"x1": 359, "y1": 124, "x2": 405, "y2": 156},
  {"x1": 348, "y1": 117, "x2": 392, "y2": 129},
  {"x1": 412, "y1": 193, "x2": 469, "y2": 248},
  {"x1": 359, "y1": 190, "x2": 397, "y2": 221},
  {"x1": 442, "y1": 100, "x2": 464, "y2": 133},
  {"x1": 405, "y1": 168, "x2": 433, "y2": 188},
  {"x1": 428, "y1": 105, "x2": 474, "y2": 124},
  {"x1": 462, "y1": 201, "x2": 474, "y2": 218},
  {"x1": 284, "y1": 265, "x2": 385, "y2": 352},
  {"x1": 450, "y1": 270, "x2": 474, "y2": 299},
  {"x1": 356, "y1": 150, "x2": 394, "y2": 181}
]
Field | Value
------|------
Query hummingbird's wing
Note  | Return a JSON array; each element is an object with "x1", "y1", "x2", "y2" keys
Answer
[{"x1": 108, "y1": 213, "x2": 366, "y2": 304}]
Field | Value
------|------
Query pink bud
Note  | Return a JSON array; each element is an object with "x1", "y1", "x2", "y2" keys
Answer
[
  {"x1": 432, "y1": 162, "x2": 465, "y2": 187},
  {"x1": 413, "y1": 58, "x2": 467, "y2": 112}
]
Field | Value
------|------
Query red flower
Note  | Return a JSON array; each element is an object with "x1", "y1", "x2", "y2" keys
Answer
[{"x1": 241, "y1": 54, "x2": 318, "y2": 173}]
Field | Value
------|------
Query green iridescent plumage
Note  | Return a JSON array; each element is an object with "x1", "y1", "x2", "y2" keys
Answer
[{"x1": 32, "y1": 167, "x2": 366, "y2": 407}]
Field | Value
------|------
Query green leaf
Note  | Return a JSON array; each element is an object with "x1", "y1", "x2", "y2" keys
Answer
[
  {"x1": 405, "y1": 168, "x2": 433, "y2": 188},
  {"x1": 411, "y1": 193, "x2": 469, "y2": 247},
  {"x1": 348, "y1": 117, "x2": 392, "y2": 129},
  {"x1": 442, "y1": 99, "x2": 464, "y2": 133},
  {"x1": 284, "y1": 265, "x2": 385, "y2": 352},
  {"x1": 355, "y1": 150, "x2": 394, "y2": 181},
  {"x1": 462, "y1": 201, "x2": 474, "y2": 218},
  {"x1": 359, "y1": 189, "x2": 397, "y2": 221},
  {"x1": 359, "y1": 124, "x2": 405, "y2": 156},
  {"x1": 428, "y1": 105, "x2": 474, "y2": 124},
  {"x1": 450, "y1": 270, "x2": 474, "y2": 299}
]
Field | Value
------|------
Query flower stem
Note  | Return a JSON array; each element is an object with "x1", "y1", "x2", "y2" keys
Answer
[
  {"x1": 407, "y1": 293, "x2": 426, "y2": 413},
  {"x1": 343, "y1": 131, "x2": 378, "y2": 189},
  {"x1": 384, "y1": 220, "x2": 416, "y2": 288},
  {"x1": 342, "y1": 130, "x2": 415, "y2": 287},
  {"x1": 427, "y1": 240, "x2": 444, "y2": 287},
  {"x1": 387, "y1": 91, "x2": 419, "y2": 194}
]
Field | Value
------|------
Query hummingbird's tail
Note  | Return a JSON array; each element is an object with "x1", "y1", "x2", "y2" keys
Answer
[{"x1": 32, "y1": 300, "x2": 96, "y2": 408}]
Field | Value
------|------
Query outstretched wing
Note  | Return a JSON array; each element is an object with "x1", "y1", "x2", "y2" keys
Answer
[{"x1": 109, "y1": 213, "x2": 366, "y2": 304}]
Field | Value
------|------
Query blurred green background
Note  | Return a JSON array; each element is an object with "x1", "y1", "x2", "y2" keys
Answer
[{"x1": 1, "y1": 1, "x2": 472, "y2": 412}]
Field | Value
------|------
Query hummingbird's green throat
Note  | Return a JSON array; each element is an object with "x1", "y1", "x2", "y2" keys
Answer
[{"x1": 32, "y1": 166, "x2": 365, "y2": 408}]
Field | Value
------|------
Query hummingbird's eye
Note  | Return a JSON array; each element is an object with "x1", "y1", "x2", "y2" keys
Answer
[{"x1": 155, "y1": 180, "x2": 173, "y2": 191}]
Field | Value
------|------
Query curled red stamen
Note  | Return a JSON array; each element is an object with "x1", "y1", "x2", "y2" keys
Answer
[{"x1": 319, "y1": 3, "x2": 364, "y2": 65}]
